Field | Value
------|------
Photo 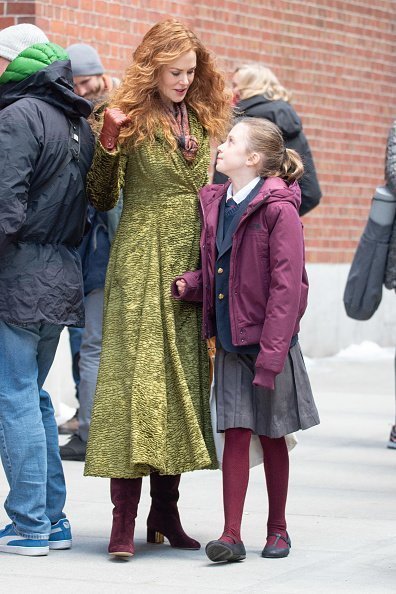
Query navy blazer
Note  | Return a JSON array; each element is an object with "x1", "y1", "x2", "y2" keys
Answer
[{"x1": 215, "y1": 180, "x2": 265, "y2": 352}]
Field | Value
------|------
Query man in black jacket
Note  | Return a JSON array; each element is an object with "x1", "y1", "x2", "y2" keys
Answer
[{"x1": 0, "y1": 24, "x2": 94, "y2": 556}]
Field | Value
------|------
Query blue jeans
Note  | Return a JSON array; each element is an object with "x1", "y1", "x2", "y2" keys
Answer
[
  {"x1": 0, "y1": 322, "x2": 66, "y2": 539},
  {"x1": 78, "y1": 288, "x2": 104, "y2": 442}
]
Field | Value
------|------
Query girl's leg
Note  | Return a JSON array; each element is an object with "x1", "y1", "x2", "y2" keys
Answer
[
  {"x1": 221, "y1": 427, "x2": 252, "y2": 544},
  {"x1": 205, "y1": 427, "x2": 251, "y2": 562},
  {"x1": 259, "y1": 435, "x2": 290, "y2": 556}
]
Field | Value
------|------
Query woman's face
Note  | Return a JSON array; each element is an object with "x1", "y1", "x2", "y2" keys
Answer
[
  {"x1": 231, "y1": 71, "x2": 242, "y2": 104},
  {"x1": 158, "y1": 50, "x2": 197, "y2": 107}
]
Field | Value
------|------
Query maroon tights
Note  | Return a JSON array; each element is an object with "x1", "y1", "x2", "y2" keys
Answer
[{"x1": 220, "y1": 427, "x2": 289, "y2": 546}]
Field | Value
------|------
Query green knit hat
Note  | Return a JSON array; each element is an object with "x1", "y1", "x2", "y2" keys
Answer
[{"x1": 0, "y1": 42, "x2": 68, "y2": 85}]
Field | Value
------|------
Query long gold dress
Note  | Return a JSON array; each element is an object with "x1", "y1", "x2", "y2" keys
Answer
[{"x1": 84, "y1": 109, "x2": 217, "y2": 478}]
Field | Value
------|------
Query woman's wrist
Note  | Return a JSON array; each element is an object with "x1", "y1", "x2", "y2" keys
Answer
[{"x1": 99, "y1": 133, "x2": 117, "y2": 151}]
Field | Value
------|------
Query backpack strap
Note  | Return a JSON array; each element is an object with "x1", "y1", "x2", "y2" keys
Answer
[{"x1": 34, "y1": 118, "x2": 81, "y2": 196}]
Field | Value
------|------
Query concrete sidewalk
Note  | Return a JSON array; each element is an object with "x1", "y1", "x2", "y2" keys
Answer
[{"x1": 0, "y1": 353, "x2": 395, "y2": 593}]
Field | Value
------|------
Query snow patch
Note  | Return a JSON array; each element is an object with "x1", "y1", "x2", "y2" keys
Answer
[{"x1": 334, "y1": 341, "x2": 394, "y2": 361}]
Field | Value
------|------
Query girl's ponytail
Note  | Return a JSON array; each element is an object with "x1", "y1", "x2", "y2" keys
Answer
[{"x1": 281, "y1": 148, "x2": 304, "y2": 183}]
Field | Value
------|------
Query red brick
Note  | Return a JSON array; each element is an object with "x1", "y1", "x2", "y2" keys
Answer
[
  {"x1": 6, "y1": 2, "x2": 35, "y2": 16},
  {"x1": 16, "y1": 15, "x2": 35, "y2": 24},
  {"x1": 0, "y1": 17, "x2": 16, "y2": 27}
]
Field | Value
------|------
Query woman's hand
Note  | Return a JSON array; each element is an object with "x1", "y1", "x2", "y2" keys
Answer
[
  {"x1": 99, "y1": 108, "x2": 130, "y2": 151},
  {"x1": 176, "y1": 279, "x2": 187, "y2": 296}
]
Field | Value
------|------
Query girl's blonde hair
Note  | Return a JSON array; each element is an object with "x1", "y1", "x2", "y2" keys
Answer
[
  {"x1": 234, "y1": 64, "x2": 291, "y2": 102},
  {"x1": 109, "y1": 19, "x2": 231, "y2": 149},
  {"x1": 239, "y1": 118, "x2": 303, "y2": 183}
]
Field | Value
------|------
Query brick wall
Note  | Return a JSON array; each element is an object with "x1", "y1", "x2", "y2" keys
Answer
[{"x1": 1, "y1": 0, "x2": 395, "y2": 263}]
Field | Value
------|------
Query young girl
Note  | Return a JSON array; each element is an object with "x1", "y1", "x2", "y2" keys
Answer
[{"x1": 173, "y1": 117, "x2": 320, "y2": 562}]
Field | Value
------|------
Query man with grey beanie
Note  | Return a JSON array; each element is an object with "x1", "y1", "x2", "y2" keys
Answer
[
  {"x1": 67, "y1": 43, "x2": 119, "y2": 103},
  {"x1": 59, "y1": 43, "x2": 121, "y2": 462},
  {"x1": 0, "y1": 23, "x2": 94, "y2": 556}
]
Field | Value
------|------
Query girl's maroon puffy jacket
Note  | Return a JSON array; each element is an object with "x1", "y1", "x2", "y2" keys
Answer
[{"x1": 172, "y1": 177, "x2": 309, "y2": 390}]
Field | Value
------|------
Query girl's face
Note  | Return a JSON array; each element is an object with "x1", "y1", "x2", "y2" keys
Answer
[
  {"x1": 158, "y1": 50, "x2": 197, "y2": 107},
  {"x1": 217, "y1": 123, "x2": 256, "y2": 176}
]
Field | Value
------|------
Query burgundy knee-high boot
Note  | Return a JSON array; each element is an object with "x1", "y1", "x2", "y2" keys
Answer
[
  {"x1": 108, "y1": 477, "x2": 142, "y2": 557},
  {"x1": 146, "y1": 473, "x2": 200, "y2": 549}
]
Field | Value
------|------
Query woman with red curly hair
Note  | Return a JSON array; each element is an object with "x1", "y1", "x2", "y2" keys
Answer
[{"x1": 84, "y1": 19, "x2": 231, "y2": 558}]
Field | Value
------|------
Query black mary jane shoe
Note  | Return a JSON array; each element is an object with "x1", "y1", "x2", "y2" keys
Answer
[
  {"x1": 261, "y1": 532, "x2": 291, "y2": 559},
  {"x1": 205, "y1": 539, "x2": 246, "y2": 563}
]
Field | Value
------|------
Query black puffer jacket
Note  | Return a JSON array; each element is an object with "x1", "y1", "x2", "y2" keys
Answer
[
  {"x1": 0, "y1": 61, "x2": 95, "y2": 326},
  {"x1": 213, "y1": 95, "x2": 322, "y2": 216}
]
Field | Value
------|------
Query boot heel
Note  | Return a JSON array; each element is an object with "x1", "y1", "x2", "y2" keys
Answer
[{"x1": 147, "y1": 528, "x2": 164, "y2": 544}]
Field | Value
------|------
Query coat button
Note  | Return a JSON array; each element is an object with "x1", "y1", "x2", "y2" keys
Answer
[
  {"x1": 218, "y1": 293, "x2": 224, "y2": 300},
  {"x1": 217, "y1": 267, "x2": 224, "y2": 274}
]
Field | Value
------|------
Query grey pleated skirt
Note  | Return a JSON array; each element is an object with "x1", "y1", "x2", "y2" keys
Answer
[{"x1": 214, "y1": 342, "x2": 320, "y2": 438}]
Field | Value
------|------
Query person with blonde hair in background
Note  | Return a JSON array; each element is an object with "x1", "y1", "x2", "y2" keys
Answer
[
  {"x1": 214, "y1": 64, "x2": 322, "y2": 216},
  {"x1": 84, "y1": 19, "x2": 231, "y2": 558}
]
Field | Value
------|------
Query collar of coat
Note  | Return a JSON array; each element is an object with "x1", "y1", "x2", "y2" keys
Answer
[{"x1": 199, "y1": 177, "x2": 301, "y2": 215}]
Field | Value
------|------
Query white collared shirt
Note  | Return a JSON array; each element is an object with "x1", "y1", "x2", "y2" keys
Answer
[{"x1": 226, "y1": 177, "x2": 261, "y2": 205}]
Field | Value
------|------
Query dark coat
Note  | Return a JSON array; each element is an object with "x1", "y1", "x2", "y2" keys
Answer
[
  {"x1": 384, "y1": 120, "x2": 396, "y2": 290},
  {"x1": 385, "y1": 119, "x2": 396, "y2": 196},
  {"x1": 213, "y1": 95, "x2": 322, "y2": 216},
  {"x1": 0, "y1": 60, "x2": 95, "y2": 326},
  {"x1": 78, "y1": 206, "x2": 111, "y2": 296},
  {"x1": 172, "y1": 177, "x2": 308, "y2": 389}
]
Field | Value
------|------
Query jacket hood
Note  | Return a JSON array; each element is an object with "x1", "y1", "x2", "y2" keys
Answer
[
  {"x1": 0, "y1": 60, "x2": 92, "y2": 119},
  {"x1": 237, "y1": 95, "x2": 302, "y2": 140},
  {"x1": 200, "y1": 177, "x2": 301, "y2": 212},
  {"x1": 262, "y1": 177, "x2": 301, "y2": 210}
]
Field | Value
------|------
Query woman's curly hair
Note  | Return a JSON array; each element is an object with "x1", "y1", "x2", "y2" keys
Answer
[{"x1": 108, "y1": 19, "x2": 231, "y2": 149}]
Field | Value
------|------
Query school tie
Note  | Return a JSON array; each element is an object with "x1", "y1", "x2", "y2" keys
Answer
[{"x1": 225, "y1": 197, "x2": 238, "y2": 218}]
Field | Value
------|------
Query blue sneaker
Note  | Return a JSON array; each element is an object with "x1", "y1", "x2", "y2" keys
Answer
[
  {"x1": 49, "y1": 518, "x2": 72, "y2": 550},
  {"x1": 0, "y1": 524, "x2": 49, "y2": 556}
]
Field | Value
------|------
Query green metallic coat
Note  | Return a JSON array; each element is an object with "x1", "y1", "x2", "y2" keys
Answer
[{"x1": 84, "y1": 110, "x2": 217, "y2": 478}]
